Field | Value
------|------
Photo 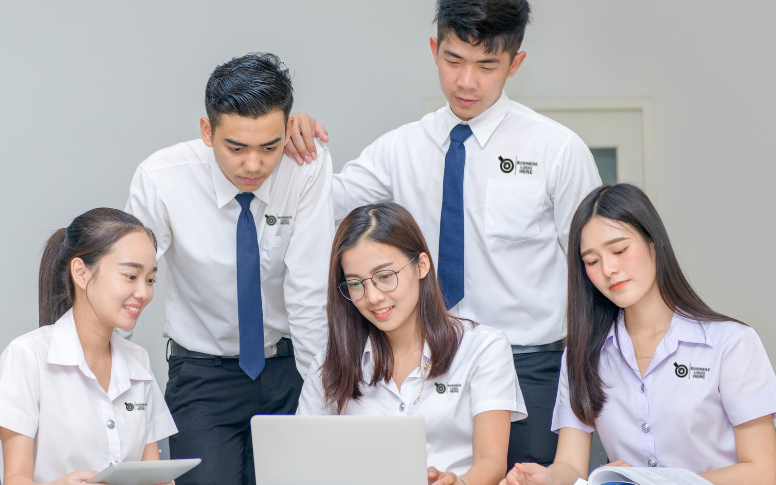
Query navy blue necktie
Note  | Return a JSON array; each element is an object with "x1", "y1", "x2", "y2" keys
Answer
[
  {"x1": 438, "y1": 123, "x2": 473, "y2": 310},
  {"x1": 235, "y1": 193, "x2": 265, "y2": 380}
]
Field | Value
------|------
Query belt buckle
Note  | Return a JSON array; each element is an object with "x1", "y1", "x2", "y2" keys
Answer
[{"x1": 265, "y1": 344, "x2": 278, "y2": 359}]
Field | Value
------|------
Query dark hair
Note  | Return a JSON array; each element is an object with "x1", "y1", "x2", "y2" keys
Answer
[
  {"x1": 204, "y1": 52, "x2": 294, "y2": 130},
  {"x1": 566, "y1": 184, "x2": 742, "y2": 426},
  {"x1": 39, "y1": 208, "x2": 157, "y2": 327},
  {"x1": 435, "y1": 0, "x2": 531, "y2": 58},
  {"x1": 323, "y1": 203, "x2": 467, "y2": 413}
]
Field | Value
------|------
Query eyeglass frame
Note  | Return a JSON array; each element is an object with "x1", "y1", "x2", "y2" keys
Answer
[{"x1": 338, "y1": 255, "x2": 419, "y2": 302}]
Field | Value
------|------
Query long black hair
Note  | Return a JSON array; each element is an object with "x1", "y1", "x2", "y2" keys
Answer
[
  {"x1": 323, "y1": 203, "x2": 467, "y2": 413},
  {"x1": 566, "y1": 184, "x2": 741, "y2": 426},
  {"x1": 38, "y1": 208, "x2": 156, "y2": 327}
]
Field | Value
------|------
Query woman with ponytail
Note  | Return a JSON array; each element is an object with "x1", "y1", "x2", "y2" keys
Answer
[
  {"x1": 0, "y1": 208, "x2": 177, "y2": 485},
  {"x1": 503, "y1": 185, "x2": 776, "y2": 485}
]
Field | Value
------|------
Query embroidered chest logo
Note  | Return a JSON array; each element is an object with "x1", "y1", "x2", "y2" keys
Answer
[
  {"x1": 265, "y1": 215, "x2": 292, "y2": 226},
  {"x1": 125, "y1": 402, "x2": 147, "y2": 411},
  {"x1": 434, "y1": 383, "x2": 461, "y2": 394},
  {"x1": 498, "y1": 156, "x2": 538, "y2": 175},
  {"x1": 673, "y1": 362, "x2": 710, "y2": 379}
]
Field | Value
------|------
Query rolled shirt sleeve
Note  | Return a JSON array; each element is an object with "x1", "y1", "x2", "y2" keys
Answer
[
  {"x1": 0, "y1": 343, "x2": 40, "y2": 438},
  {"x1": 468, "y1": 329, "x2": 527, "y2": 421},
  {"x1": 719, "y1": 325, "x2": 776, "y2": 426},
  {"x1": 551, "y1": 350, "x2": 595, "y2": 434}
]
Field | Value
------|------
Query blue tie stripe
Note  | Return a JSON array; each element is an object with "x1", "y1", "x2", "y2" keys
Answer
[
  {"x1": 438, "y1": 123, "x2": 473, "y2": 310},
  {"x1": 235, "y1": 192, "x2": 265, "y2": 380}
]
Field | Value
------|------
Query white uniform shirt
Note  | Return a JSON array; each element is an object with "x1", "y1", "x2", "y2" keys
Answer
[
  {"x1": 334, "y1": 92, "x2": 601, "y2": 346},
  {"x1": 0, "y1": 310, "x2": 177, "y2": 482},
  {"x1": 297, "y1": 323, "x2": 527, "y2": 476},
  {"x1": 552, "y1": 312, "x2": 776, "y2": 472},
  {"x1": 126, "y1": 139, "x2": 334, "y2": 375}
]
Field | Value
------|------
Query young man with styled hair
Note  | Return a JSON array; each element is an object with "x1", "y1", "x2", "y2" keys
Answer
[
  {"x1": 287, "y1": 0, "x2": 601, "y2": 471},
  {"x1": 126, "y1": 53, "x2": 333, "y2": 485}
]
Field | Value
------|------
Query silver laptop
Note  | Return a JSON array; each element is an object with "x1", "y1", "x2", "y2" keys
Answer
[{"x1": 251, "y1": 415, "x2": 428, "y2": 485}]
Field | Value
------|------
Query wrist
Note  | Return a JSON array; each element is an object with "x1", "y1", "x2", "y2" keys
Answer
[{"x1": 457, "y1": 475, "x2": 467, "y2": 485}]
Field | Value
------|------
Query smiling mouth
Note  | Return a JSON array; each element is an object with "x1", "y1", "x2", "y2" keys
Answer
[
  {"x1": 371, "y1": 306, "x2": 394, "y2": 319},
  {"x1": 123, "y1": 305, "x2": 141, "y2": 317}
]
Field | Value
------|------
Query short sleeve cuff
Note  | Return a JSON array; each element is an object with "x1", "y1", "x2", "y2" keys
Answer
[
  {"x1": 145, "y1": 411, "x2": 178, "y2": 444},
  {"x1": 725, "y1": 381, "x2": 776, "y2": 426},
  {"x1": 0, "y1": 402, "x2": 38, "y2": 438},
  {"x1": 551, "y1": 404, "x2": 595, "y2": 434},
  {"x1": 472, "y1": 399, "x2": 527, "y2": 422}
]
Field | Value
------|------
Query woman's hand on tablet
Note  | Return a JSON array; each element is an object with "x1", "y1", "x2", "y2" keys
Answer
[
  {"x1": 49, "y1": 470, "x2": 102, "y2": 484},
  {"x1": 501, "y1": 463, "x2": 553, "y2": 485},
  {"x1": 427, "y1": 466, "x2": 459, "y2": 485}
]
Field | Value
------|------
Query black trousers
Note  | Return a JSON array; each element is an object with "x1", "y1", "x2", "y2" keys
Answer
[
  {"x1": 164, "y1": 355, "x2": 303, "y2": 485},
  {"x1": 508, "y1": 350, "x2": 564, "y2": 467}
]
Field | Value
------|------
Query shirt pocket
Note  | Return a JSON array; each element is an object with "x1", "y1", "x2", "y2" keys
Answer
[
  {"x1": 260, "y1": 230, "x2": 292, "y2": 280},
  {"x1": 484, "y1": 179, "x2": 545, "y2": 243}
]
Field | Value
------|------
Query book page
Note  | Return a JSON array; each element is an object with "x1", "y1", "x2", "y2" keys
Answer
[{"x1": 589, "y1": 467, "x2": 712, "y2": 485}]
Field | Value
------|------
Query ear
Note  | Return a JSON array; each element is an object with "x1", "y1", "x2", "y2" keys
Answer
[
  {"x1": 200, "y1": 117, "x2": 214, "y2": 147},
  {"x1": 70, "y1": 257, "x2": 93, "y2": 292},
  {"x1": 430, "y1": 37, "x2": 440, "y2": 65},
  {"x1": 284, "y1": 115, "x2": 294, "y2": 142},
  {"x1": 507, "y1": 51, "x2": 527, "y2": 78},
  {"x1": 417, "y1": 252, "x2": 431, "y2": 279}
]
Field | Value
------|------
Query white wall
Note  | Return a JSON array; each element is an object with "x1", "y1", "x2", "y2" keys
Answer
[{"x1": 0, "y1": 0, "x2": 773, "y2": 390}]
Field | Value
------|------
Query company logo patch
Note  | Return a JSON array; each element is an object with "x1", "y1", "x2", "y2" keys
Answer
[
  {"x1": 673, "y1": 362, "x2": 710, "y2": 379},
  {"x1": 498, "y1": 156, "x2": 538, "y2": 174},
  {"x1": 434, "y1": 383, "x2": 462, "y2": 394},
  {"x1": 125, "y1": 402, "x2": 147, "y2": 411},
  {"x1": 265, "y1": 215, "x2": 292, "y2": 226}
]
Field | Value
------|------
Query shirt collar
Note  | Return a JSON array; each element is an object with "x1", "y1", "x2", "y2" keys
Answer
[
  {"x1": 605, "y1": 311, "x2": 713, "y2": 349},
  {"x1": 362, "y1": 337, "x2": 433, "y2": 368},
  {"x1": 209, "y1": 152, "x2": 273, "y2": 209},
  {"x1": 47, "y1": 308, "x2": 154, "y2": 400},
  {"x1": 428, "y1": 90, "x2": 510, "y2": 149}
]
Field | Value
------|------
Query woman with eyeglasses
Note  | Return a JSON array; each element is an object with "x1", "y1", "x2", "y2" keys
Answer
[
  {"x1": 502, "y1": 184, "x2": 776, "y2": 485},
  {"x1": 297, "y1": 202, "x2": 526, "y2": 485}
]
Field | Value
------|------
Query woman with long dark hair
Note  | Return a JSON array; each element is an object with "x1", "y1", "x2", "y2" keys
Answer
[
  {"x1": 297, "y1": 203, "x2": 526, "y2": 485},
  {"x1": 0, "y1": 208, "x2": 177, "y2": 485},
  {"x1": 503, "y1": 184, "x2": 776, "y2": 485}
]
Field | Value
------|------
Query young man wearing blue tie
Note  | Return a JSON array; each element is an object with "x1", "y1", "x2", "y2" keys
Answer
[
  {"x1": 286, "y1": 0, "x2": 601, "y2": 469},
  {"x1": 125, "y1": 53, "x2": 333, "y2": 485}
]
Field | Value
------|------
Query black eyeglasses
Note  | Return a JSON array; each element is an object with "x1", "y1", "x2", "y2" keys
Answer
[{"x1": 338, "y1": 256, "x2": 418, "y2": 302}]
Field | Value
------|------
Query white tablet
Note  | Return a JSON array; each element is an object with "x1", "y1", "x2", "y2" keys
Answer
[{"x1": 86, "y1": 459, "x2": 201, "y2": 485}]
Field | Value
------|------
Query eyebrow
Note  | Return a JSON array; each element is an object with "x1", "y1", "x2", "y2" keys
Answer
[
  {"x1": 119, "y1": 262, "x2": 158, "y2": 272},
  {"x1": 442, "y1": 49, "x2": 501, "y2": 64},
  {"x1": 580, "y1": 237, "x2": 629, "y2": 257},
  {"x1": 343, "y1": 262, "x2": 394, "y2": 279},
  {"x1": 224, "y1": 137, "x2": 283, "y2": 148}
]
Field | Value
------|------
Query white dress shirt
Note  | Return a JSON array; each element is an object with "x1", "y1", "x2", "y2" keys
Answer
[
  {"x1": 0, "y1": 310, "x2": 177, "y2": 483},
  {"x1": 126, "y1": 138, "x2": 334, "y2": 375},
  {"x1": 297, "y1": 323, "x2": 527, "y2": 476},
  {"x1": 552, "y1": 312, "x2": 776, "y2": 471},
  {"x1": 334, "y1": 92, "x2": 601, "y2": 346}
]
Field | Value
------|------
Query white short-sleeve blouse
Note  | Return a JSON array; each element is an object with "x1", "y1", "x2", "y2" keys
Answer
[
  {"x1": 297, "y1": 323, "x2": 526, "y2": 476},
  {"x1": 0, "y1": 309, "x2": 177, "y2": 482}
]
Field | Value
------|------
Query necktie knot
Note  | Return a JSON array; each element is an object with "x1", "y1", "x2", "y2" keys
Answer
[
  {"x1": 450, "y1": 123, "x2": 473, "y2": 144},
  {"x1": 235, "y1": 192, "x2": 255, "y2": 211}
]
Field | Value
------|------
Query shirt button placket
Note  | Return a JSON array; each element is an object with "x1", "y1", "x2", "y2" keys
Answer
[
  {"x1": 103, "y1": 398, "x2": 121, "y2": 464},
  {"x1": 638, "y1": 378, "x2": 656, "y2": 467}
]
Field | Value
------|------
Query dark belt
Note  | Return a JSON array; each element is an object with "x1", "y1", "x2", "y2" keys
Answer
[
  {"x1": 167, "y1": 338, "x2": 294, "y2": 361},
  {"x1": 512, "y1": 338, "x2": 565, "y2": 354}
]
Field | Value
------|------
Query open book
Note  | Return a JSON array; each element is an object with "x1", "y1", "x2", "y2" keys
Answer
[{"x1": 574, "y1": 467, "x2": 713, "y2": 485}]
